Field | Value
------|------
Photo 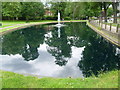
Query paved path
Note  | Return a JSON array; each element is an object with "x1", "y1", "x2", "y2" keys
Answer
[
  {"x1": 91, "y1": 20, "x2": 120, "y2": 34},
  {"x1": 89, "y1": 20, "x2": 120, "y2": 46}
]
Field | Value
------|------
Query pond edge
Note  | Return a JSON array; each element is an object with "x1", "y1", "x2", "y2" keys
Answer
[{"x1": 87, "y1": 20, "x2": 120, "y2": 47}]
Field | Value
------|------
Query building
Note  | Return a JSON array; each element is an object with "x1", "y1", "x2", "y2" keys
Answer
[{"x1": 45, "y1": 10, "x2": 53, "y2": 16}]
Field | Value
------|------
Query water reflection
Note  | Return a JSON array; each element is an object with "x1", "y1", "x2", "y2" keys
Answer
[
  {"x1": 78, "y1": 37, "x2": 119, "y2": 77},
  {"x1": 2, "y1": 25, "x2": 46, "y2": 61},
  {"x1": 45, "y1": 26, "x2": 72, "y2": 66},
  {"x1": 1, "y1": 22, "x2": 120, "y2": 77}
]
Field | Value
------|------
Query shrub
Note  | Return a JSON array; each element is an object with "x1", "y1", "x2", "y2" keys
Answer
[
  {"x1": 43, "y1": 16, "x2": 57, "y2": 20},
  {"x1": 64, "y1": 17, "x2": 71, "y2": 20}
]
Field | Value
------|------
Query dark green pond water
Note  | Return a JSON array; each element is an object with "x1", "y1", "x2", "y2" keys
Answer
[{"x1": 0, "y1": 22, "x2": 120, "y2": 78}]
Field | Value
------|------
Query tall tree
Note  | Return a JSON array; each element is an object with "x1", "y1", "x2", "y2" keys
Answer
[
  {"x1": 50, "y1": 2, "x2": 66, "y2": 18},
  {"x1": 101, "y1": 2, "x2": 111, "y2": 22},
  {"x1": 112, "y1": 2, "x2": 119, "y2": 23},
  {"x1": 2, "y1": 2, "x2": 45, "y2": 20},
  {"x1": 64, "y1": 2, "x2": 102, "y2": 20},
  {"x1": 2, "y1": 2, "x2": 21, "y2": 20},
  {"x1": 21, "y1": 2, "x2": 45, "y2": 21}
]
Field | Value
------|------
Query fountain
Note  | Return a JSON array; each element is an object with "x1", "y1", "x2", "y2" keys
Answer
[
  {"x1": 53, "y1": 11, "x2": 66, "y2": 38},
  {"x1": 54, "y1": 12, "x2": 65, "y2": 27},
  {"x1": 57, "y1": 12, "x2": 61, "y2": 25}
]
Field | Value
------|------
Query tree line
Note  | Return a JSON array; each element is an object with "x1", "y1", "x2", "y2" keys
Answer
[
  {"x1": 50, "y1": 2, "x2": 119, "y2": 23},
  {"x1": 2, "y1": 2, "x2": 119, "y2": 23},
  {"x1": 2, "y1": 2, "x2": 45, "y2": 21}
]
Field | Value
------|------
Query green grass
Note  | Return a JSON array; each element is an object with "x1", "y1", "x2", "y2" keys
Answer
[
  {"x1": 0, "y1": 20, "x2": 87, "y2": 33},
  {"x1": 1, "y1": 20, "x2": 87, "y2": 28},
  {"x1": 1, "y1": 20, "x2": 56, "y2": 28},
  {"x1": 0, "y1": 20, "x2": 57, "y2": 33},
  {"x1": 0, "y1": 70, "x2": 118, "y2": 88}
]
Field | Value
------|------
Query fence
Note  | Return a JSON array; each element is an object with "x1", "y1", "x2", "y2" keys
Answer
[{"x1": 95, "y1": 20, "x2": 120, "y2": 34}]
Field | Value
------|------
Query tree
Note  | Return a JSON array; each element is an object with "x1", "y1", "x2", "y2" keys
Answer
[
  {"x1": 2, "y1": 2, "x2": 45, "y2": 20},
  {"x1": 2, "y1": 2, "x2": 21, "y2": 20},
  {"x1": 107, "y1": 7, "x2": 113, "y2": 17},
  {"x1": 87, "y1": 2, "x2": 101, "y2": 17},
  {"x1": 64, "y1": 2, "x2": 101, "y2": 20},
  {"x1": 64, "y1": 2, "x2": 87, "y2": 20},
  {"x1": 21, "y1": 2, "x2": 45, "y2": 21},
  {"x1": 102, "y1": 2, "x2": 111, "y2": 22},
  {"x1": 50, "y1": 2, "x2": 66, "y2": 18},
  {"x1": 112, "y1": 2, "x2": 119, "y2": 23}
]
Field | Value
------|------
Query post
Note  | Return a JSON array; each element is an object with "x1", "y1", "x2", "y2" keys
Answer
[
  {"x1": 105, "y1": 23, "x2": 106, "y2": 29},
  {"x1": 116, "y1": 24, "x2": 119, "y2": 33},
  {"x1": 110, "y1": 23, "x2": 112, "y2": 31},
  {"x1": 99, "y1": 19, "x2": 100, "y2": 25},
  {"x1": 101, "y1": 22, "x2": 103, "y2": 29}
]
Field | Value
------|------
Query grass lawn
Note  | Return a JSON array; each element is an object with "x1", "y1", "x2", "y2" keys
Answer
[
  {"x1": 0, "y1": 70, "x2": 118, "y2": 88},
  {"x1": 1, "y1": 20, "x2": 87, "y2": 28},
  {"x1": 0, "y1": 20, "x2": 57, "y2": 33},
  {"x1": 0, "y1": 20, "x2": 87, "y2": 33},
  {"x1": 0, "y1": 20, "x2": 56, "y2": 28}
]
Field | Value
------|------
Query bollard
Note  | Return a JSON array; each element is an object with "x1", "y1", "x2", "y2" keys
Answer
[
  {"x1": 110, "y1": 23, "x2": 112, "y2": 31},
  {"x1": 116, "y1": 24, "x2": 119, "y2": 33},
  {"x1": 99, "y1": 20, "x2": 100, "y2": 25}
]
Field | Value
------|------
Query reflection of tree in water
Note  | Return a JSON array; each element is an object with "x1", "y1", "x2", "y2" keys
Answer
[
  {"x1": 45, "y1": 23, "x2": 90, "y2": 66},
  {"x1": 21, "y1": 26, "x2": 46, "y2": 61},
  {"x1": 2, "y1": 25, "x2": 46, "y2": 61},
  {"x1": 78, "y1": 35, "x2": 119, "y2": 77},
  {"x1": 2, "y1": 31, "x2": 25, "y2": 55},
  {"x1": 47, "y1": 47, "x2": 68, "y2": 66},
  {"x1": 45, "y1": 28, "x2": 72, "y2": 66},
  {"x1": 65, "y1": 22, "x2": 119, "y2": 77},
  {"x1": 65, "y1": 22, "x2": 93, "y2": 47}
]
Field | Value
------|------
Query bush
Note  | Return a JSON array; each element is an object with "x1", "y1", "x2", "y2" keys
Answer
[
  {"x1": 64, "y1": 17, "x2": 71, "y2": 20},
  {"x1": 43, "y1": 16, "x2": 57, "y2": 20}
]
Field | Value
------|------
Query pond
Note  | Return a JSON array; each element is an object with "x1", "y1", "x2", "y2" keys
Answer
[{"x1": 0, "y1": 22, "x2": 120, "y2": 78}]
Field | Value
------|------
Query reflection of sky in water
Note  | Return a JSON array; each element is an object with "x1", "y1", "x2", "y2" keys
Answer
[{"x1": 0, "y1": 43, "x2": 85, "y2": 78}]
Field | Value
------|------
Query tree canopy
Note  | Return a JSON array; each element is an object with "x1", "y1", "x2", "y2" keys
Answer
[
  {"x1": 2, "y1": 2, "x2": 119, "y2": 23},
  {"x1": 2, "y1": 2, "x2": 45, "y2": 20}
]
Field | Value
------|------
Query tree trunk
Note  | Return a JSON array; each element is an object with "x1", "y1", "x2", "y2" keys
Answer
[
  {"x1": 73, "y1": 9, "x2": 75, "y2": 20},
  {"x1": 100, "y1": 3, "x2": 103, "y2": 23},
  {"x1": 104, "y1": 9, "x2": 107, "y2": 22},
  {"x1": 73, "y1": 5, "x2": 78, "y2": 20},
  {"x1": 103, "y1": 2, "x2": 107, "y2": 22},
  {"x1": 112, "y1": 2, "x2": 117, "y2": 23},
  {"x1": 26, "y1": 17, "x2": 29, "y2": 23}
]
